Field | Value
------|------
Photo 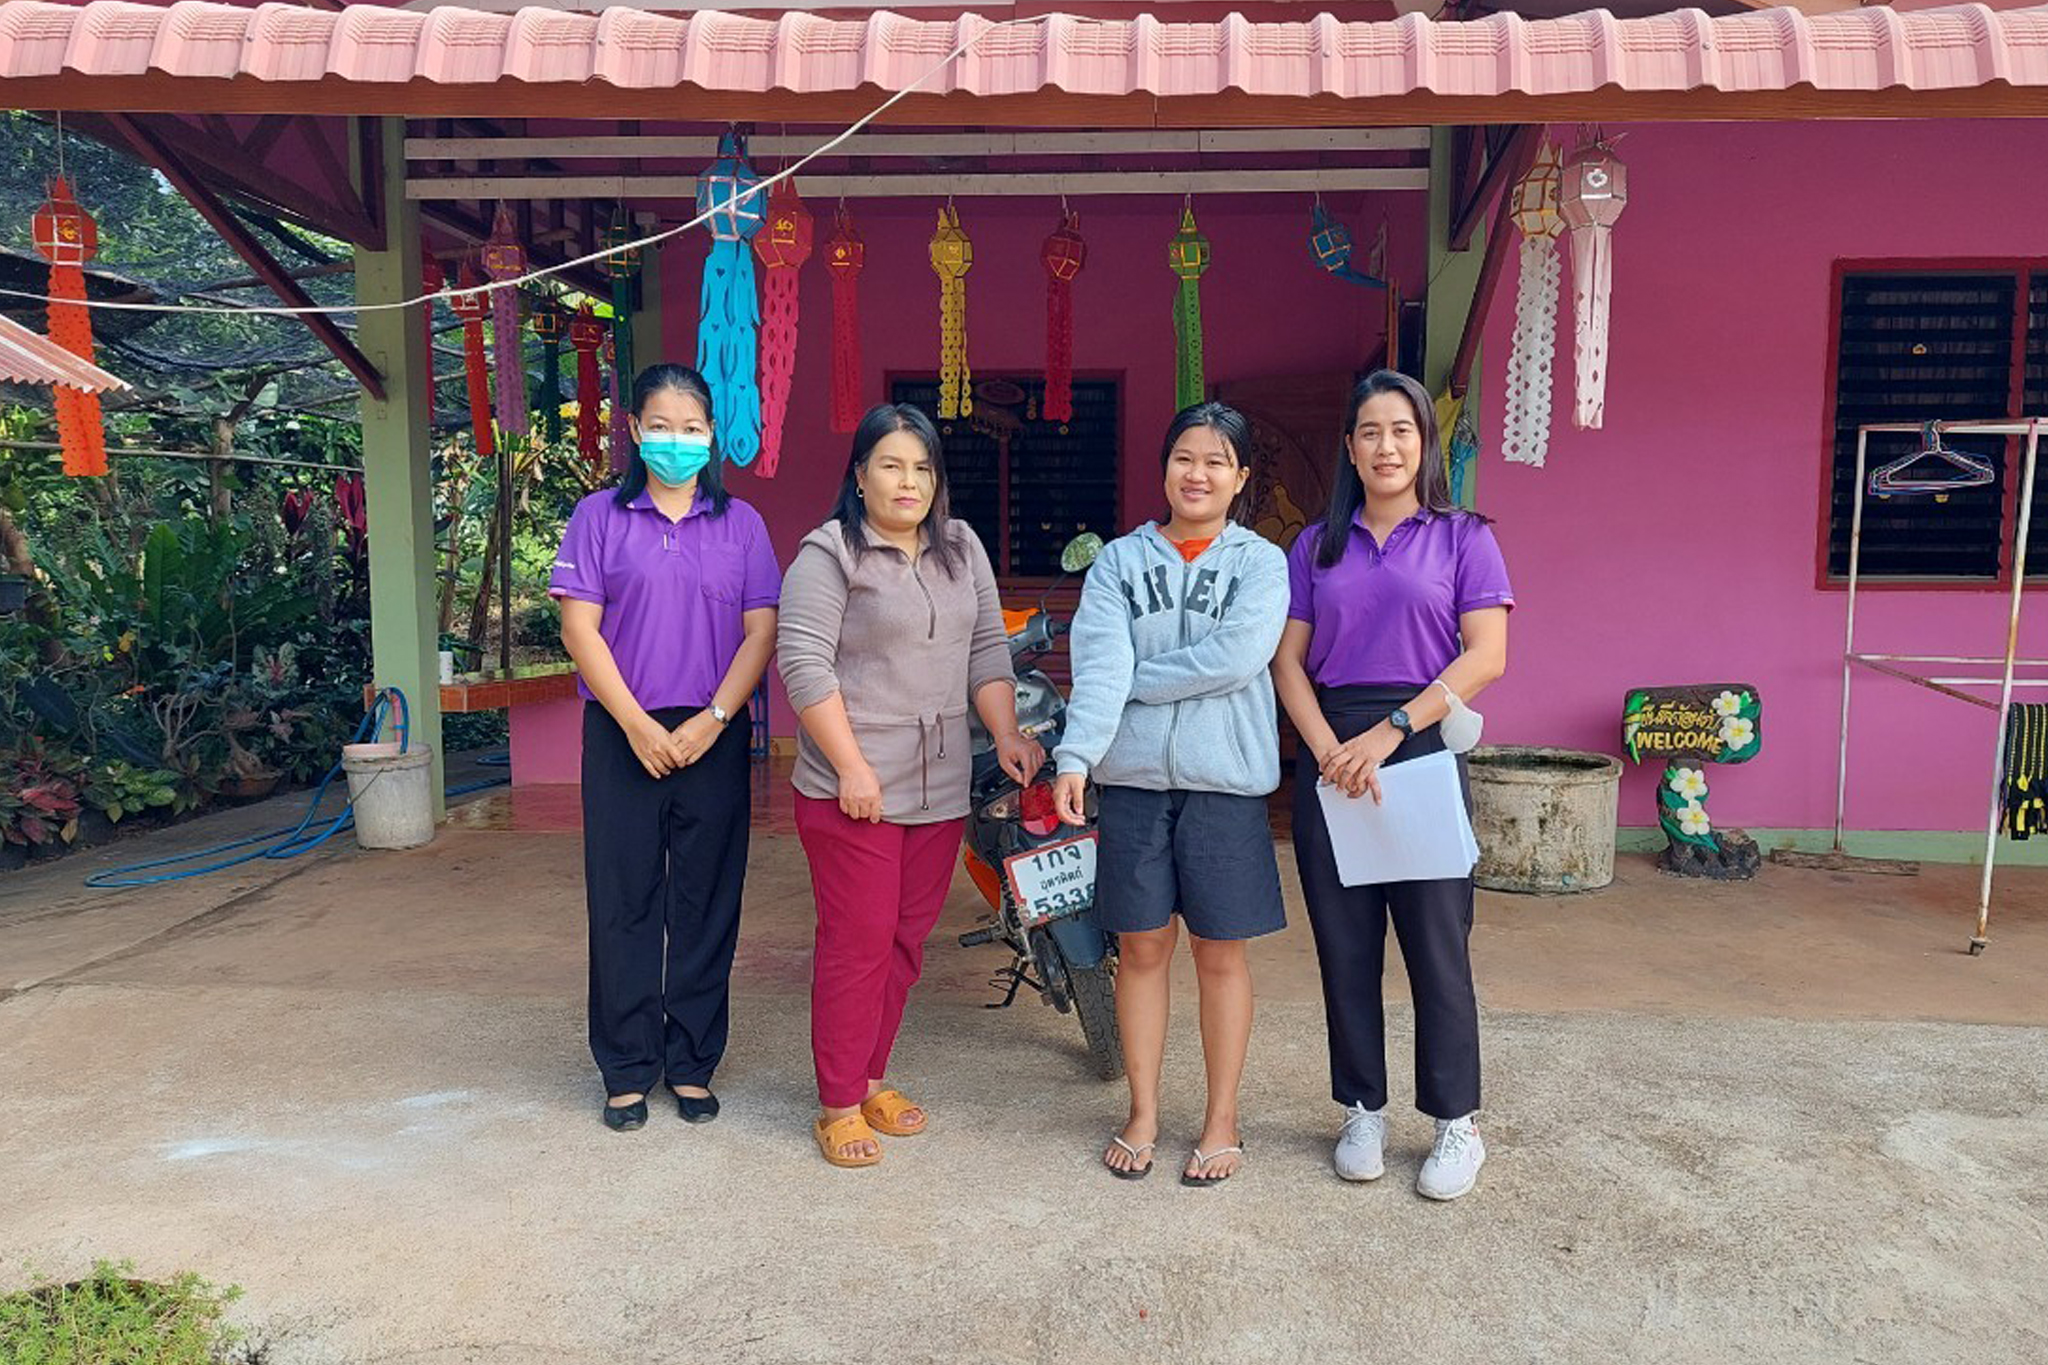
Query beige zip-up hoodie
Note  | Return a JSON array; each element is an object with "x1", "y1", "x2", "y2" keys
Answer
[{"x1": 777, "y1": 517, "x2": 1015, "y2": 823}]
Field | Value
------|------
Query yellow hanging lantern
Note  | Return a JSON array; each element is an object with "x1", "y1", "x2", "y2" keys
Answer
[{"x1": 930, "y1": 203, "x2": 973, "y2": 419}]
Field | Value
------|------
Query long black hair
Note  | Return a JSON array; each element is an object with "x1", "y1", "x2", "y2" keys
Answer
[
  {"x1": 1158, "y1": 401, "x2": 1255, "y2": 524},
  {"x1": 830, "y1": 403, "x2": 962, "y2": 576},
  {"x1": 614, "y1": 363, "x2": 730, "y2": 516},
  {"x1": 1314, "y1": 369, "x2": 1477, "y2": 569}
]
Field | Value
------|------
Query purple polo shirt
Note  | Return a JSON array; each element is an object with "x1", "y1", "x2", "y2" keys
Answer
[
  {"x1": 548, "y1": 489, "x2": 781, "y2": 711},
  {"x1": 1286, "y1": 509, "x2": 1514, "y2": 688}
]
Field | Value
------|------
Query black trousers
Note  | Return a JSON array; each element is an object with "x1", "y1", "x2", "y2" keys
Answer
[
  {"x1": 582, "y1": 701, "x2": 751, "y2": 1098},
  {"x1": 1292, "y1": 685, "x2": 1481, "y2": 1120}
]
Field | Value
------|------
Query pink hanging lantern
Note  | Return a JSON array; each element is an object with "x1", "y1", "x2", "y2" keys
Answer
[
  {"x1": 1558, "y1": 132, "x2": 1628, "y2": 431},
  {"x1": 752, "y1": 178, "x2": 814, "y2": 478}
]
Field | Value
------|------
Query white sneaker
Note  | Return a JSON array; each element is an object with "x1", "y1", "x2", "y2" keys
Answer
[
  {"x1": 1417, "y1": 1114, "x2": 1485, "y2": 1201},
  {"x1": 1333, "y1": 1103, "x2": 1386, "y2": 1182}
]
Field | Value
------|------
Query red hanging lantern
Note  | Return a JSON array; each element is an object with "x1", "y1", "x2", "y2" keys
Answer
[
  {"x1": 824, "y1": 203, "x2": 865, "y2": 434},
  {"x1": 32, "y1": 177, "x2": 107, "y2": 476},
  {"x1": 448, "y1": 261, "x2": 495, "y2": 458},
  {"x1": 752, "y1": 179, "x2": 814, "y2": 477},
  {"x1": 1041, "y1": 209, "x2": 1086, "y2": 426},
  {"x1": 568, "y1": 304, "x2": 605, "y2": 474}
]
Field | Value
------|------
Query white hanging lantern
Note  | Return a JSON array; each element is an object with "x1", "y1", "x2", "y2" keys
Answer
[
  {"x1": 1502, "y1": 142, "x2": 1563, "y2": 467},
  {"x1": 1558, "y1": 131, "x2": 1628, "y2": 431}
]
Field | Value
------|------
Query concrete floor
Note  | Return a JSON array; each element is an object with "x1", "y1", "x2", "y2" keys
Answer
[{"x1": 3, "y1": 767, "x2": 2046, "y2": 1364}]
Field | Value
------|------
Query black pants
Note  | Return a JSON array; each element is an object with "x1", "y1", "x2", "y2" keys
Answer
[
  {"x1": 582, "y1": 701, "x2": 751, "y2": 1098},
  {"x1": 1292, "y1": 685, "x2": 1481, "y2": 1119}
]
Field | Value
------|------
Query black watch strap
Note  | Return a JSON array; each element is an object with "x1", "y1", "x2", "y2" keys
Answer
[{"x1": 1389, "y1": 708, "x2": 1414, "y2": 737}]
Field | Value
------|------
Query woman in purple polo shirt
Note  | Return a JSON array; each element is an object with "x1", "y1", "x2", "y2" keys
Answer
[
  {"x1": 550, "y1": 364, "x2": 781, "y2": 1133},
  {"x1": 1272, "y1": 369, "x2": 1512, "y2": 1202}
]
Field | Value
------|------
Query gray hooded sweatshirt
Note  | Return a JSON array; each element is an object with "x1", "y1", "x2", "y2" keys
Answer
[{"x1": 1053, "y1": 521, "x2": 1289, "y2": 796}]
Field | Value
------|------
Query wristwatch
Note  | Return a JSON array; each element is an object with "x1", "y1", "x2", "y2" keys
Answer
[
  {"x1": 1388, "y1": 709, "x2": 1414, "y2": 738},
  {"x1": 709, "y1": 704, "x2": 731, "y2": 727}
]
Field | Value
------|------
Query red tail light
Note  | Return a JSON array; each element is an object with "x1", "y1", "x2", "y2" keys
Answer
[{"x1": 1020, "y1": 780, "x2": 1060, "y2": 836}]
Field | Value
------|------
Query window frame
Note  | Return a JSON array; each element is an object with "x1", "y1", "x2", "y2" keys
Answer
[{"x1": 1817, "y1": 257, "x2": 2048, "y2": 592}]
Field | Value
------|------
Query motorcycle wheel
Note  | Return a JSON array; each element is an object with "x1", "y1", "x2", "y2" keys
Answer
[{"x1": 1067, "y1": 959, "x2": 1125, "y2": 1081}]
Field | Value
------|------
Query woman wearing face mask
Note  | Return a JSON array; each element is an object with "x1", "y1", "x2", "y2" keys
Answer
[
  {"x1": 1051, "y1": 403, "x2": 1290, "y2": 1187},
  {"x1": 551, "y1": 364, "x2": 782, "y2": 1132},
  {"x1": 1271, "y1": 370, "x2": 1512, "y2": 1201},
  {"x1": 777, "y1": 404, "x2": 1042, "y2": 1169}
]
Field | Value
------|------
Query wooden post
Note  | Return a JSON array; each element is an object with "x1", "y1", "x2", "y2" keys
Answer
[
  {"x1": 629, "y1": 235, "x2": 665, "y2": 387},
  {"x1": 352, "y1": 116, "x2": 445, "y2": 816}
]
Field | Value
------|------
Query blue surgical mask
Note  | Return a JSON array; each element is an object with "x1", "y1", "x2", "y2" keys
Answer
[{"x1": 639, "y1": 432, "x2": 713, "y2": 487}]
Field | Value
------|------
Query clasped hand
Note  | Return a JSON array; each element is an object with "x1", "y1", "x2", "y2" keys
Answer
[
  {"x1": 626, "y1": 711, "x2": 721, "y2": 779},
  {"x1": 1319, "y1": 721, "x2": 1402, "y2": 804}
]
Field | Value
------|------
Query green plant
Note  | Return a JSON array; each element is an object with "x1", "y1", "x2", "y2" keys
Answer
[
  {"x1": 84, "y1": 760, "x2": 181, "y2": 825},
  {"x1": 0, "y1": 1259, "x2": 246, "y2": 1364}
]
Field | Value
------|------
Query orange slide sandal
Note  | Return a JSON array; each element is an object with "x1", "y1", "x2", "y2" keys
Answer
[
  {"x1": 860, "y1": 1089, "x2": 928, "y2": 1137},
  {"x1": 815, "y1": 1113, "x2": 883, "y2": 1168}
]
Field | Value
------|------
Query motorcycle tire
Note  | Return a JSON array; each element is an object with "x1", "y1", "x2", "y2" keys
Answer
[{"x1": 1067, "y1": 959, "x2": 1125, "y2": 1081}]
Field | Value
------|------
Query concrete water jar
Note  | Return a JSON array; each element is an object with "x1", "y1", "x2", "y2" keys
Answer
[{"x1": 1467, "y1": 746, "x2": 1622, "y2": 893}]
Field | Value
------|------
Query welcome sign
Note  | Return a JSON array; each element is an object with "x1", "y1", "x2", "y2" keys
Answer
[{"x1": 1622, "y1": 685, "x2": 1762, "y2": 766}]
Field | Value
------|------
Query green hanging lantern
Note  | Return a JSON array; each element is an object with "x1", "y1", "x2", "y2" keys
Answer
[
  {"x1": 600, "y1": 211, "x2": 641, "y2": 400},
  {"x1": 1168, "y1": 201, "x2": 1210, "y2": 411},
  {"x1": 529, "y1": 295, "x2": 566, "y2": 446}
]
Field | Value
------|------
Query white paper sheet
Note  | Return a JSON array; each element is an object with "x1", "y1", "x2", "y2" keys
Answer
[{"x1": 1314, "y1": 750, "x2": 1479, "y2": 887}]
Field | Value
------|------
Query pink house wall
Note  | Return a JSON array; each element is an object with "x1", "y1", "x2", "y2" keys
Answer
[{"x1": 1476, "y1": 119, "x2": 2048, "y2": 835}]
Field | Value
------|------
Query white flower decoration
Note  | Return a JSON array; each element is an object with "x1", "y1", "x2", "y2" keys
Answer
[
  {"x1": 1667, "y1": 766, "x2": 1707, "y2": 800},
  {"x1": 1721, "y1": 716, "x2": 1756, "y2": 753},
  {"x1": 1677, "y1": 803, "x2": 1713, "y2": 837},
  {"x1": 1712, "y1": 690, "x2": 1743, "y2": 718}
]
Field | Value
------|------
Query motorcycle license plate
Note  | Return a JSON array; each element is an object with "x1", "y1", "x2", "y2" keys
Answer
[{"x1": 1004, "y1": 834, "x2": 1098, "y2": 928}]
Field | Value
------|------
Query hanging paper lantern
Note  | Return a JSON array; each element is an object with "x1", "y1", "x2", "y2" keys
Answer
[
  {"x1": 1167, "y1": 203, "x2": 1210, "y2": 413},
  {"x1": 1502, "y1": 142, "x2": 1565, "y2": 466},
  {"x1": 32, "y1": 178, "x2": 106, "y2": 477},
  {"x1": 600, "y1": 210, "x2": 641, "y2": 401},
  {"x1": 930, "y1": 204, "x2": 974, "y2": 420},
  {"x1": 529, "y1": 297, "x2": 565, "y2": 446},
  {"x1": 568, "y1": 304, "x2": 605, "y2": 474},
  {"x1": 825, "y1": 203, "x2": 866, "y2": 435},
  {"x1": 421, "y1": 249, "x2": 443, "y2": 426},
  {"x1": 482, "y1": 205, "x2": 529, "y2": 443},
  {"x1": 448, "y1": 261, "x2": 495, "y2": 459},
  {"x1": 605, "y1": 332, "x2": 630, "y2": 472},
  {"x1": 1558, "y1": 133, "x2": 1628, "y2": 431},
  {"x1": 695, "y1": 128, "x2": 767, "y2": 465},
  {"x1": 1309, "y1": 202, "x2": 1386, "y2": 290},
  {"x1": 752, "y1": 178, "x2": 814, "y2": 478},
  {"x1": 1042, "y1": 209, "x2": 1085, "y2": 426}
]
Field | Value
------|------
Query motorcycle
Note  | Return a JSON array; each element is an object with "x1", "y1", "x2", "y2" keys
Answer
[{"x1": 960, "y1": 533, "x2": 1124, "y2": 1081}]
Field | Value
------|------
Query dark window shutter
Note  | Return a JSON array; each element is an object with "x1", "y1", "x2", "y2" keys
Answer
[
  {"x1": 1826, "y1": 271, "x2": 2014, "y2": 580},
  {"x1": 2021, "y1": 275, "x2": 2048, "y2": 573}
]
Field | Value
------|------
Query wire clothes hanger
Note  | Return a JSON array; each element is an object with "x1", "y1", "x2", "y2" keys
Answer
[{"x1": 1869, "y1": 421, "x2": 1997, "y2": 500}]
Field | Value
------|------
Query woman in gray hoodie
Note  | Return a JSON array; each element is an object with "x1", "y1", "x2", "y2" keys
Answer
[{"x1": 1052, "y1": 402, "x2": 1290, "y2": 1186}]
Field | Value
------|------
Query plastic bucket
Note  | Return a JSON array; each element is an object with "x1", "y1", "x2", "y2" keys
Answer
[{"x1": 341, "y1": 742, "x2": 435, "y2": 850}]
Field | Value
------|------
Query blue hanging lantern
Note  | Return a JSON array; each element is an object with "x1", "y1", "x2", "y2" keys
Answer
[
  {"x1": 1309, "y1": 201, "x2": 1385, "y2": 290},
  {"x1": 695, "y1": 127, "x2": 767, "y2": 465}
]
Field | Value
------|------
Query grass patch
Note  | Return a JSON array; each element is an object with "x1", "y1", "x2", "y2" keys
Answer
[{"x1": 0, "y1": 1261, "x2": 250, "y2": 1364}]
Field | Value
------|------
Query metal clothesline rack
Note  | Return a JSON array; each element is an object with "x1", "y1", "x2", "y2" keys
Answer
[{"x1": 1833, "y1": 418, "x2": 2044, "y2": 955}]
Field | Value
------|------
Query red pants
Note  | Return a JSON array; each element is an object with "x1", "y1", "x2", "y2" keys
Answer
[{"x1": 795, "y1": 796, "x2": 966, "y2": 1109}]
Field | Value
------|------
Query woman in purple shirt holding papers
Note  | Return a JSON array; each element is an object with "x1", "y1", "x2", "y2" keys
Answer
[
  {"x1": 550, "y1": 364, "x2": 781, "y2": 1133},
  {"x1": 1271, "y1": 370, "x2": 1512, "y2": 1202}
]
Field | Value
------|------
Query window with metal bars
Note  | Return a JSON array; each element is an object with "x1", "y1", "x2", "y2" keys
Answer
[
  {"x1": 888, "y1": 375, "x2": 1120, "y2": 578},
  {"x1": 1824, "y1": 268, "x2": 2048, "y2": 582}
]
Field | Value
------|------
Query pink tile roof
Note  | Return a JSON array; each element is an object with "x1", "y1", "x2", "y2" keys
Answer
[
  {"x1": 3, "y1": 1, "x2": 2047, "y2": 101},
  {"x1": 0, "y1": 313, "x2": 128, "y2": 393}
]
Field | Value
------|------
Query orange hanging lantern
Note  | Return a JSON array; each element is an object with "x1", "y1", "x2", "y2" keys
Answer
[
  {"x1": 32, "y1": 178, "x2": 107, "y2": 476},
  {"x1": 1041, "y1": 209, "x2": 1086, "y2": 426}
]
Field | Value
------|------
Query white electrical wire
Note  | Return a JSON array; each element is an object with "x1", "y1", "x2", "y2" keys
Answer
[{"x1": 0, "y1": 14, "x2": 1045, "y2": 321}]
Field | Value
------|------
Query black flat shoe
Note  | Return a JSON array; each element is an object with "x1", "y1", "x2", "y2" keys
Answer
[
  {"x1": 602, "y1": 1098, "x2": 648, "y2": 1132},
  {"x1": 674, "y1": 1090, "x2": 720, "y2": 1124}
]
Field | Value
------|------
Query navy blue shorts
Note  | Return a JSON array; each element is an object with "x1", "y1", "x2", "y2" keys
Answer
[{"x1": 1095, "y1": 786, "x2": 1286, "y2": 941}]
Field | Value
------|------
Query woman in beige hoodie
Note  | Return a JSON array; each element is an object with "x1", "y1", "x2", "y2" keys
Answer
[{"x1": 778, "y1": 404, "x2": 1043, "y2": 1168}]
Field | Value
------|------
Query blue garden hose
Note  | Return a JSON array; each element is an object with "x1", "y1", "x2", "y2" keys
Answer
[{"x1": 83, "y1": 688, "x2": 509, "y2": 889}]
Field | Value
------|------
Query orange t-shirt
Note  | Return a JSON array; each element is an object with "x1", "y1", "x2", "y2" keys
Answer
[{"x1": 1170, "y1": 536, "x2": 1215, "y2": 563}]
